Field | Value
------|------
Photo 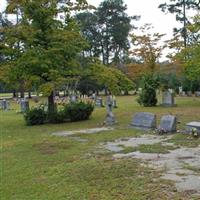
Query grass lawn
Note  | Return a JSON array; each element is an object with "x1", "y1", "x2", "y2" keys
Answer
[{"x1": 1, "y1": 96, "x2": 200, "y2": 200}]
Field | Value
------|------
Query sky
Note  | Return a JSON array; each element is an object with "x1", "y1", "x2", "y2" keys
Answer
[
  {"x1": 0, "y1": 0, "x2": 180, "y2": 37},
  {"x1": 0, "y1": 0, "x2": 181, "y2": 60}
]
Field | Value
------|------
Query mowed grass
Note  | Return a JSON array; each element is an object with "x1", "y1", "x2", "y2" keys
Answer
[{"x1": 1, "y1": 96, "x2": 200, "y2": 200}]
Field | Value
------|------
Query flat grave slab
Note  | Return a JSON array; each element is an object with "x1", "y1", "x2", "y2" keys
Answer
[{"x1": 186, "y1": 121, "x2": 200, "y2": 133}]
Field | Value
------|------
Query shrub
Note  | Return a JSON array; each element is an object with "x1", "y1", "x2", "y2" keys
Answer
[
  {"x1": 137, "y1": 74, "x2": 159, "y2": 107},
  {"x1": 24, "y1": 107, "x2": 47, "y2": 125},
  {"x1": 64, "y1": 101, "x2": 94, "y2": 122},
  {"x1": 47, "y1": 110, "x2": 67, "y2": 124}
]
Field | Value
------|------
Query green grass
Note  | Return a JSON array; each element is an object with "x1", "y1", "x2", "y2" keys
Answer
[{"x1": 1, "y1": 96, "x2": 200, "y2": 199}]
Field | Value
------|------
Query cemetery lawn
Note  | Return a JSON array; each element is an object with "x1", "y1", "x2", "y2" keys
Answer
[{"x1": 1, "y1": 96, "x2": 200, "y2": 200}]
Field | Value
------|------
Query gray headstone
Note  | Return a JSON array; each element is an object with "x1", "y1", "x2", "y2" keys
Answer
[
  {"x1": 130, "y1": 112, "x2": 156, "y2": 130},
  {"x1": 0, "y1": 99, "x2": 9, "y2": 111},
  {"x1": 105, "y1": 95, "x2": 117, "y2": 125},
  {"x1": 95, "y1": 98, "x2": 103, "y2": 107},
  {"x1": 186, "y1": 122, "x2": 200, "y2": 133},
  {"x1": 20, "y1": 99, "x2": 29, "y2": 113},
  {"x1": 187, "y1": 91, "x2": 192, "y2": 96},
  {"x1": 113, "y1": 99, "x2": 117, "y2": 108},
  {"x1": 195, "y1": 91, "x2": 200, "y2": 97},
  {"x1": 162, "y1": 91, "x2": 175, "y2": 106},
  {"x1": 159, "y1": 115, "x2": 177, "y2": 133},
  {"x1": 70, "y1": 95, "x2": 77, "y2": 103}
]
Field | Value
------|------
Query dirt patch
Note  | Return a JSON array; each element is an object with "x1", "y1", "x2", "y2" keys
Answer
[{"x1": 33, "y1": 141, "x2": 73, "y2": 155}]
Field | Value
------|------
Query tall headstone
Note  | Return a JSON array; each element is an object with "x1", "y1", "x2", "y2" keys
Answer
[
  {"x1": 162, "y1": 91, "x2": 175, "y2": 107},
  {"x1": 159, "y1": 115, "x2": 177, "y2": 133},
  {"x1": 130, "y1": 112, "x2": 156, "y2": 130},
  {"x1": 105, "y1": 95, "x2": 116, "y2": 125},
  {"x1": 20, "y1": 99, "x2": 29, "y2": 113},
  {"x1": 178, "y1": 86, "x2": 183, "y2": 95}
]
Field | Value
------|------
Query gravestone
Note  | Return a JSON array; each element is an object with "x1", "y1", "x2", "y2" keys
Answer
[
  {"x1": 95, "y1": 98, "x2": 103, "y2": 107},
  {"x1": 20, "y1": 99, "x2": 29, "y2": 113},
  {"x1": 105, "y1": 95, "x2": 117, "y2": 125},
  {"x1": 113, "y1": 100, "x2": 117, "y2": 108},
  {"x1": 178, "y1": 86, "x2": 183, "y2": 95},
  {"x1": 0, "y1": 99, "x2": 10, "y2": 111},
  {"x1": 70, "y1": 95, "x2": 77, "y2": 103},
  {"x1": 181, "y1": 91, "x2": 186, "y2": 96},
  {"x1": 195, "y1": 91, "x2": 200, "y2": 97},
  {"x1": 186, "y1": 122, "x2": 200, "y2": 133},
  {"x1": 130, "y1": 112, "x2": 156, "y2": 130},
  {"x1": 162, "y1": 91, "x2": 175, "y2": 107},
  {"x1": 159, "y1": 115, "x2": 177, "y2": 133},
  {"x1": 187, "y1": 91, "x2": 192, "y2": 96}
]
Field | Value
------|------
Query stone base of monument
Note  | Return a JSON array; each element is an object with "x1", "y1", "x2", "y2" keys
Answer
[
  {"x1": 160, "y1": 103, "x2": 177, "y2": 107},
  {"x1": 186, "y1": 122, "x2": 200, "y2": 133},
  {"x1": 105, "y1": 113, "x2": 117, "y2": 126}
]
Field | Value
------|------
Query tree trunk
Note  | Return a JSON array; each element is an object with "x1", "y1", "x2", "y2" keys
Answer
[
  {"x1": 13, "y1": 90, "x2": 17, "y2": 98},
  {"x1": 48, "y1": 91, "x2": 55, "y2": 113},
  {"x1": 124, "y1": 90, "x2": 129, "y2": 95},
  {"x1": 20, "y1": 90, "x2": 24, "y2": 99},
  {"x1": 28, "y1": 91, "x2": 32, "y2": 99}
]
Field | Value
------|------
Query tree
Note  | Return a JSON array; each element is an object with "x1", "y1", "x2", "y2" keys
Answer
[
  {"x1": 130, "y1": 24, "x2": 165, "y2": 73},
  {"x1": 96, "y1": 0, "x2": 138, "y2": 65},
  {"x1": 137, "y1": 74, "x2": 159, "y2": 107},
  {"x1": 1, "y1": 0, "x2": 88, "y2": 114},
  {"x1": 75, "y1": 12, "x2": 101, "y2": 58},
  {"x1": 173, "y1": 13, "x2": 200, "y2": 83},
  {"x1": 76, "y1": 0, "x2": 138, "y2": 66},
  {"x1": 84, "y1": 60, "x2": 134, "y2": 95},
  {"x1": 159, "y1": 0, "x2": 200, "y2": 47}
]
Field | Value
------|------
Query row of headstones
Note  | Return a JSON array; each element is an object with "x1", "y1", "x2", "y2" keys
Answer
[
  {"x1": 95, "y1": 97, "x2": 117, "y2": 108},
  {"x1": 0, "y1": 99, "x2": 29, "y2": 113},
  {"x1": 160, "y1": 90, "x2": 200, "y2": 107},
  {"x1": 179, "y1": 87, "x2": 200, "y2": 97},
  {"x1": 130, "y1": 112, "x2": 176, "y2": 133},
  {"x1": 130, "y1": 112, "x2": 200, "y2": 134}
]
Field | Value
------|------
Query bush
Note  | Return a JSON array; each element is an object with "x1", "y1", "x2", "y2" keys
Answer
[
  {"x1": 47, "y1": 110, "x2": 67, "y2": 124},
  {"x1": 64, "y1": 101, "x2": 94, "y2": 122},
  {"x1": 24, "y1": 107, "x2": 47, "y2": 125},
  {"x1": 137, "y1": 74, "x2": 159, "y2": 107}
]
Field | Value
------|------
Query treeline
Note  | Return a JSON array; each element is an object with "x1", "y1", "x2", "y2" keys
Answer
[{"x1": 0, "y1": 0, "x2": 199, "y2": 112}]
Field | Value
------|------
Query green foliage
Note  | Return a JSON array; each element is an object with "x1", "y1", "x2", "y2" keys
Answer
[
  {"x1": 157, "y1": 73, "x2": 180, "y2": 91},
  {"x1": 47, "y1": 110, "x2": 67, "y2": 124},
  {"x1": 76, "y1": 0, "x2": 138, "y2": 65},
  {"x1": 137, "y1": 74, "x2": 159, "y2": 107},
  {"x1": 24, "y1": 107, "x2": 47, "y2": 126},
  {"x1": 64, "y1": 101, "x2": 94, "y2": 122},
  {"x1": 88, "y1": 62, "x2": 134, "y2": 94},
  {"x1": 1, "y1": 0, "x2": 88, "y2": 113}
]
